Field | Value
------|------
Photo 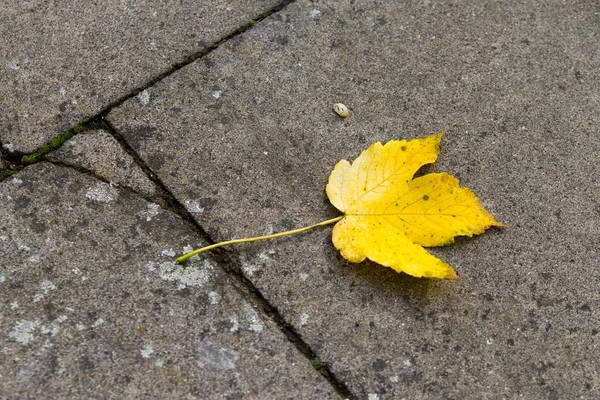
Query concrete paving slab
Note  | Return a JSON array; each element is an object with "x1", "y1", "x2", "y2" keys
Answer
[
  {"x1": 109, "y1": 0, "x2": 600, "y2": 398},
  {"x1": 46, "y1": 129, "x2": 163, "y2": 205},
  {"x1": 0, "y1": 163, "x2": 338, "y2": 399},
  {"x1": 1, "y1": 0, "x2": 280, "y2": 154}
]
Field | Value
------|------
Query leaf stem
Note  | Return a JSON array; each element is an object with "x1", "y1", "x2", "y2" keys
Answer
[{"x1": 177, "y1": 216, "x2": 344, "y2": 263}]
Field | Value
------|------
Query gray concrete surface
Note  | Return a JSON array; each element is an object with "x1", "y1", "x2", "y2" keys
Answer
[
  {"x1": 0, "y1": 163, "x2": 336, "y2": 399},
  {"x1": 1, "y1": 0, "x2": 279, "y2": 153},
  {"x1": 46, "y1": 129, "x2": 163, "y2": 205},
  {"x1": 2, "y1": 0, "x2": 600, "y2": 399}
]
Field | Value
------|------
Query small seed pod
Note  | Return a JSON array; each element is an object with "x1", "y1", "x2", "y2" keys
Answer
[{"x1": 333, "y1": 103, "x2": 350, "y2": 118}]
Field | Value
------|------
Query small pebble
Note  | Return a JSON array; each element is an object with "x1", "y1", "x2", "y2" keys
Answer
[{"x1": 333, "y1": 103, "x2": 350, "y2": 118}]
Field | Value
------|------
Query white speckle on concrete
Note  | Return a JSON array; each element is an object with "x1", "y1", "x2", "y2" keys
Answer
[
  {"x1": 0, "y1": 235, "x2": 7, "y2": 241},
  {"x1": 142, "y1": 203, "x2": 160, "y2": 221},
  {"x1": 72, "y1": 268, "x2": 81, "y2": 275},
  {"x1": 6, "y1": 60, "x2": 20, "y2": 70},
  {"x1": 76, "y1": 323, "x2": 86, "y2": 331},
  {"x1": 211, "y1": 89, "x2": 222, "y2": 99},
  {"x1": 157, "y1": 260, "x2": 213, "y2": 289},
  {"x1": 15, "y1": 239, "x2": 30, "y2": 252},
  {"x1": 92, "y1": 318, "x2": 105, "y2": 327},
  {"x1": 56, "y1": 315, "x2": 67, "y2": 323},
  {"x1": 208, "y1": 291, "x2": 220, "y2": 305},
  {"x1": 198, "y1": 341, "x2": 239, "y2": 370},
  {"x1": 59, "y1": 87, "x2": 67, "y2": 96},
  {"x1": 33, "y1": 280, "x2": 56, "y2": 302},
  {"x1": 27, "y1": 254, "x2": 40, "y2": 263},
  {"x1": 40, "y1": 323, "x2": 60, "y2": 337},
  {"x1": 141, "y1": 345, "x2": 155, "y2": 358},
  {"x1": 229, "y1": 316, "x2": 239, "y2": 332},
  {"x1": 244, "y1": 305, "x2": 263, "y2": 333},
  {"x1": 9, "y1": 320, "x2": 39, "y2": 345},
  {"x1": 161, "y1": 248, "x2": 176, "y2": 257},
  {"x1": 45, "y1": 237, "x2": 57, "y2": 249},
  {"x1": 258, "y1": 250, "x2": 274, "y2": 262},
  {"x1": 155, "y1": 359, "x2": 164, "y2": 368},
  {"x1": 299, "y1": 313, "x2": 309, "y2": 327},
  {"x1": 40, "y1": 280, "x2": 56, "y2": 292},
  {"x1": 242, "y1": 264, "x2": 259, "y2": 277},
  {"x1": 390, "y1": 376, "x2": 399, "y2": 383},
  {"x1": 368, "y1": 394, "x2": 380, "y2": 400},
  {"x1": 486, "y1": 338, "x2": 494, "y2": 345},
  {"x1": 11, "y1": 302, "x2": 19, "y2": 309},
  {"x1": 310, "y1": 9, "x2": 321, "y2": 18},
  {"x1": 2, "y1": 143, "x2": 14, "y2": 152},
  {"x1": 403, "y1": 359, "x2": 412, "y2": 367},
  {"x1": 86, "y1": 182, "x2": 118, "y2": 203},
  {"x1": 299, "y1": 273, "x2": 309, "y2": 281},
  {"x1": 138, "y1": 89, "x2": 150, "y2": 105},
  {"x1": 0, "y1": 274, "x2": 4, "y2": 284},
  {"x1": 184, "y1": 200, "x2": 204, "y2": 214}
]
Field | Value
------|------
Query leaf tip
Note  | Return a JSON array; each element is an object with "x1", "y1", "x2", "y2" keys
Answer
[
  {"x1": 445, "y1": 269, "x2": 460, "y2": 280},
  {"x1": 493, "y1": 220, "x2": 507, "y2": 228}
]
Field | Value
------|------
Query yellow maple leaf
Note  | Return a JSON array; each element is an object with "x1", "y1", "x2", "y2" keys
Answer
[
  {"x1": 177, "y1": 132, "x2": 502, "y2": 280},
  {"x1": 326, "y1": 132, "x2": 503, "y2": 279}
]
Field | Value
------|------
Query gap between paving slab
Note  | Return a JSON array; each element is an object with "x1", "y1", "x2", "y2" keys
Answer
[
  {"x1": 3, "y1": 126, "x2": 354, "y2": 396},
  {"x1": 107, "y1": 0, "x2": 600, "y2": 398},
  {"x1": 101, "y1": 118, "x2": 356, "y2": 398},
  {"x1": 1, "y1": 0, "x2": 294, "y2": 155},
  {"x1": 0, "y1": 163, "x2": 340, "y2": 399},
  {"x1": 2, "y1": 3, "x2": 357, "y2": 395},
  {"x1": 46, "y1": 129, "x2": 165, "y2": 206},
  {"x1": 6, "y1": 0, "x2": 600, "y2": 398}
]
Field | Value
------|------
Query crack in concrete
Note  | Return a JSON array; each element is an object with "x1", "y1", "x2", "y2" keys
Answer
[
  {"x1": 3, "y1": 1, "x2": 356, "y2": 396},
  {"x1": 11, "y1": 0, "x2": 297, "y2": 167},
  {"x1": 104, "y1": 117, "x2": 355, "y2": 399}
]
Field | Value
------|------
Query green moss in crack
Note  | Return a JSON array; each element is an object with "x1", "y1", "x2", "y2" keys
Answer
[
  {"x1": 0, "y1": 170, "x2": 16, "y2": 181},
  {"x1": 21, "y1": 124, "x2": 86, "y2": 165}
]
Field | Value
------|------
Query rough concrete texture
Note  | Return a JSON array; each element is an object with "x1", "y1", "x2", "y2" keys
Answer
[
  {"x1": 1, "y1": 0, "x2": 280, "y2": 153},
  {"x1": 109, "y1": 0, "x2": 600, "y2": 398},
  {"x1": 0, "y1": 163, "x2": 337, "y2": 399},
  {"x1": 46, "y1": 129, "x2": 163, "y2": 205}
]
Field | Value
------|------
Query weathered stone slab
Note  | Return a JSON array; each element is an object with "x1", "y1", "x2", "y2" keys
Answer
[
  {"x1": 0, "y1": 163, "x2": 338, "y2": 399},
  {"x1": 109, "y1": 0, "x2": 600, "y2": 398},
  {"x1": 1, "y1": 0, "x2": 280, "y2": 153},
  {"x1": 47, "y1": 129, "x2": 162, "y2": 205}
]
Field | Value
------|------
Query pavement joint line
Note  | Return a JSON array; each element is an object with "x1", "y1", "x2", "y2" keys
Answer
[
  {"x1": 8, "y1": 0, "x2": 296, "y2": 169},
  {"x1": 44, "y1": 159, "x2": 161, "y2": 207},
  {"x1": 3, "y1": 1, "x2": 356, "y2": 394},
  {"x1": 103, "y1": 117, "x2": 356, "y2": 400}
]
